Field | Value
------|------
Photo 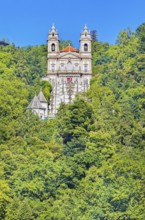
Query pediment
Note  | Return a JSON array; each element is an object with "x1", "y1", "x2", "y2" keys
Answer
[{"x1": 58, "y1": 52, "x2": 81, "y2": 59}]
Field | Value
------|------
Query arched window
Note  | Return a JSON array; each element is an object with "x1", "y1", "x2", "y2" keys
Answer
[
  {"x1": 84, "y1": 43, "x2": 88, "y2": 52},
  {"x1": 60, "y1": 63, "x2": 65, "y2": 71},
  {"x1": 51, "y1": 64, "x2": 55, "y2": 72},
  {"x1": 52, "y1": 32, "x2": 54, "y2": 37},
  {"x1": 67, "y1": 61, "x2": 73, "y2": 72},
  {"x1": 84, "y1": 64, "x2": 88, "y2": 72},
  {"x1": 74, "y1": 63, "x2": 79, "y2": 72},
  {"x1": 51, "y1": 43, "x2": 55, "y2": 51}
]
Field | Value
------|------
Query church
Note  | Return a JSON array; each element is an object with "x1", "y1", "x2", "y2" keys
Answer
[
  {"x1": 28, "y1": 25, "x2": 92, "y2": 119},
  {"x1": 26, "y1": 90, "x2": 48, "y2": 119}
]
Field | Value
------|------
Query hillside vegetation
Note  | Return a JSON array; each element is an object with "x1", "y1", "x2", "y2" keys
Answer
[{"x1": 0, "y1": 23, "x2": 145, "y2": 219}]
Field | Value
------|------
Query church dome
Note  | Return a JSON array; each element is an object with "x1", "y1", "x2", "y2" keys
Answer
[{"x1": 60, "y1": 45, "x2": 79, "y2": 53}]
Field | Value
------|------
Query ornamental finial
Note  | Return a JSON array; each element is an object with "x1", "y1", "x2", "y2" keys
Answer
[
  {"x1": 84, "y1": 24, "x2": 88, "y2": 30},
  {"x1": 52, "y1": 23, "x2": 55, "y2": 31}
]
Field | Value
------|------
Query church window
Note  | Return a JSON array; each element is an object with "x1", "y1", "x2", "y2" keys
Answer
[
  {"x1": 52, "y1": 32, "x2": 54, "y2": 37},
  {"x1": 51, "y1": 64, "x2": 55, "y2": 72},
  {"x1": 67, "y1": 61, "x2": 73, "y2": 72},
  {"x1": 51, "y1": 43, "x2": 55, "y2": 51},
  {"x1": 74, "y1": 63, "x2": 79, "y2": 71},
  {"x1": 60, "y1": 63, "x2": 65, "y2": 71},
  {"x1": 84, "y1": 64, "x2": 88, "y2": 72},
  {"x1": 84, "y1": 43, "x2": 88, "y2": 51},
  {"x1": 84, "y1": 78, "x2": 88, "y2": 84}
]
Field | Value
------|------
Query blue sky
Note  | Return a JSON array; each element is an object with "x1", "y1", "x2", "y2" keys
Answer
[{"x1": 0, "y1": 0, "x2": 145, "y2": 47}]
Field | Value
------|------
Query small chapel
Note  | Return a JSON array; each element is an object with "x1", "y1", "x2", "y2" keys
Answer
[
  {"x1": 27, "y1": 90, "x2": 48, "y2": 119},
  {"x1": 28, "y1": 24, "x2": 92, "y2": 119}
]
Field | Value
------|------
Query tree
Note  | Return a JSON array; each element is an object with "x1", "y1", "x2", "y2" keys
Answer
[
  {"x1": 0, "y1": 166, "x2": 11, "y2": 219},
  {"x1": 136, "y1": 22, "x2": 145, "y2": 53},
  {"x1": 91, "y1": 30, "x2": 97, "y2": 42},
  {"x1": 1, "y1": 24, "x2": 145, "y2": 219},
  {"x1": 57, "y1": 99, "x2": 94, "y2": 151}
]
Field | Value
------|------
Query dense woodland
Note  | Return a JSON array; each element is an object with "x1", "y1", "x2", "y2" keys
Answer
[{"x1": 0, "y1": 22, "x2": 145, "y2": 219}]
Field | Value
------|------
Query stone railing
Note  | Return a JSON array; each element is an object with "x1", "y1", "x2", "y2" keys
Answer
[{"x1": 47, "y1": 69, "x2": 90, "y2": 74}]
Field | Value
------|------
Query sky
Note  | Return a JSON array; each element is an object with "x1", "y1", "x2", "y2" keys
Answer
[{"x1": 0, "y1": 0, "x2": 145, "y2": 48}]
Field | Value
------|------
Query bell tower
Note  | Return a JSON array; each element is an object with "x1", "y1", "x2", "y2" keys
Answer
[
  {"x1": 48, "y1": 24, "x2": 59, "y2": 54},
  {"x1": 80, "y1": 25, "x2": 92, "y2": 55},
  {"x1": 47, "y1": 24, "x2": 59, "y2": 74},
  {"x1": 79, "y1": 25, "x2": 92, "y2": 74}
]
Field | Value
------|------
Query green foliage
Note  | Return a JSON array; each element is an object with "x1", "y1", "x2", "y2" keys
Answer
[
  {"x1": 136, "y1": 22, "x2": 145, "y2": 53},
  {"x1": 0, "y1": 78, "x2": 28, "y2": 143},
  {"x1": 0, "y1": 22, "x2": 145, "y2": 219},
  {"x1": 57, "y1": 99, "x2": 94, "y2": 161},
  {"x1": 39, "y1": 80, "x2": 52, "y2": 102},
  {"x1": 0, "y1": 166, "x2": 11, "y2": 219},
  {"x1": 0, "y1": 43, "x2": 47, "y2": 84}
]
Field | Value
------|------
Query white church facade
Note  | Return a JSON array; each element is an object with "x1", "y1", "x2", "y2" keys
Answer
[
  {"x1": 28, "y1": 25, "x2": 92, "y2": 119},
  {"x1": 42, "y1": 24, "x2": 92, "y2": 118}
]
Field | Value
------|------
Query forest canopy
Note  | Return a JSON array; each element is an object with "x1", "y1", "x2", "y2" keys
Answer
[{"x1": 0, "y1": 22, "x2": 145, "y2": 219}]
